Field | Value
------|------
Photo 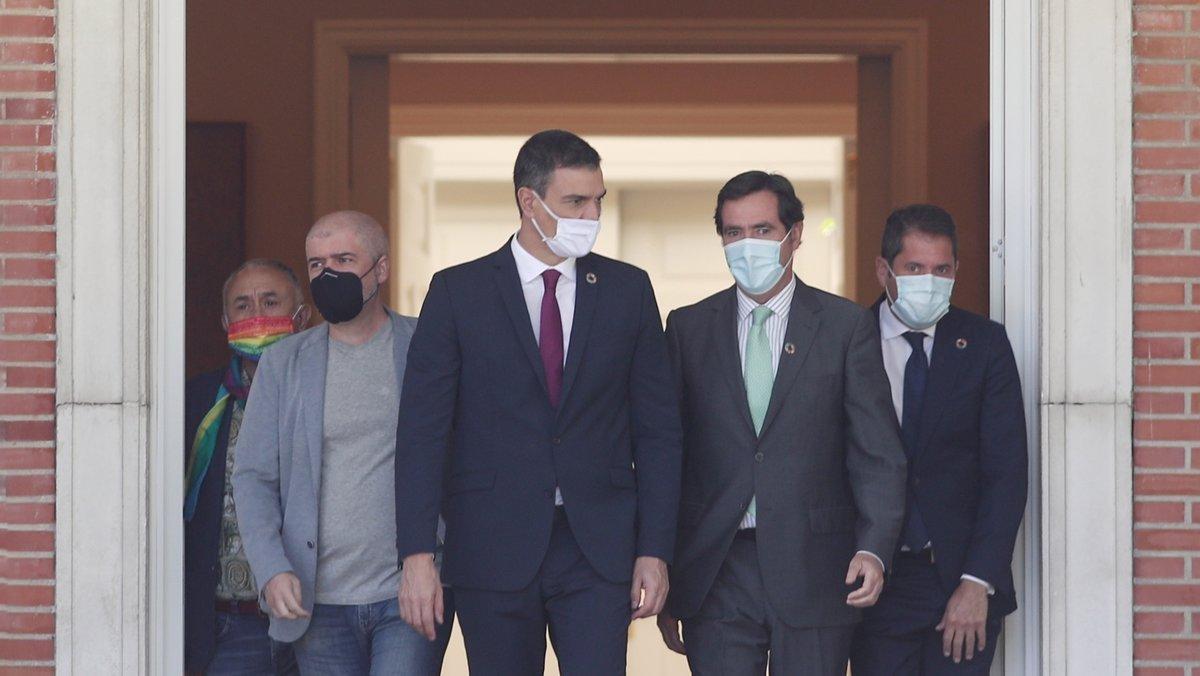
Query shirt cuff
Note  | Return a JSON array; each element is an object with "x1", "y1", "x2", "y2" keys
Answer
[
  {"x1": 857, "y1": 550, "x2": 885, "y2": 573},
  {"x1": 961, "y1": 574, "x2": 995, "y2": 595}
]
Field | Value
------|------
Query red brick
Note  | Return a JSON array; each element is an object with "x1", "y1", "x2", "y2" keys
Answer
[
  {"x1": 0, "y1": 637, "x2": 52, "y2": 661},
  {"x1": 1136, "y1": 498, "x2": 1188, "y2": 521},
  {"x1": 0, "y1": 69, "x2": 53, "y2": 92},
  {"x1": 1135, "y1": 310, "x2": 1200, "y2": 331},
  {"x1": 3, "y1": 98, "x2": 54, "y2": 120},
  {"x1": 3, "y1": 258, "x2": 54, "y2": 280},
  {"x1": 0, "y1": 503, "x2": 52, "y2": 525},
  {"x1": 0, "y1": 204, "x2": 53, "y2": 225},
  {"x1": 1136, "y1": 255, "x2": 1200, "y2": 276},
  {"x1": 1136, "y1": 228, "x2": 1188, "y2": 249},
  {"x1": 1136, "y1": 364, "x2": 1200, "y2": 387},
  {"x1": 1137, "y1": 528, "x2": 1200, "y2": 550},
  {"x1": 0, "y1": 610, "x2": 52, "y2": 634},
  {"x1": 0, "y1": 555, "x2": 51, "y2": 579},
  {"x1": 1190, "y1": 119, "x2": 1200, "y2": 142},
  {"x1": 4, "y1": 366, "x2": 53, "y2": 388},
  {"x1": 0, "y1": 231, "x2": 52, "y2": 254},
  {"x1": 1137, "y1": 473, "x2": 1200, "y2": 495},
  {"x1": 1136, "y1": 173, "x2": 1187, "y2": 196},
  {"x1": 0, "y1": 419, "x2": 54, "y2": 441},
  {"x1": 3, "y1": 0, "x2": 55, "y2": 7},
  {"x1": 1139, "y1": 202, "x2": 1200, "y2": 224},
  {"x1": 0, "y1": 669, "x2": 54, "y2": 676},
  {"x1": 0, "y1": 529, "x2": 53, "y2": 552},
  {"x1": 0, "y1": 474, "x2": 53, "y2": 496},
  {"x1": 1136, "y1": 63, "x2": 1188, "y2": 88},
  {"x1": 1137, "y1": 611, "x2": 1187, "y2": 634},
  {"x1": 1134, "y1": 638, "x2": 1200, "y2": 661},
  {"x1": 0, "y1": 583, "x2": 51, "y2": 607},
  {"x1": 0, "y1": 124, "x2": 50, "y2": 147},
  {"x1": 1136, "y1": 393, "x2": 1188, "y2": 415},
  {"x1": 1131, "y1": 667, "x2": 1184, "y2": 676},
  {"x1": 0, "y1": 43, "x2": 53, "y2": 65},
  {"x1": 1135, "y1": 337, "x2": 1187, "y2": 359},
  {"x1": 1138, "y1": 147, "x2": 1200, "y2": 170},
  {"x1": 1134, "y1": 35, "x2": 1200, "y2": 59},
  {"x1": 0, "y1": 339, "x2": 53, "y2": 361},
  {"x1": 1136, "y1": 282, "x2": 1187, "y2": 304},
  {"x1": 0, "y1": 447, "x2": 52, "y2": 470},
  {"x1": 1136, "y1": 9, "x2": 1188, "y2": 32},
  {"x1": 0, "y1": 393, "x2": 53, "y2": 415},
  {"x1": 0, "y1": 151, "x2": 54, "y2": 173},
  {"x1": 0, "y1": 177, "x2": 53, "y2": 200},
  {"x1": 1136, "y1": 91, "x2": 1200, "y2": 116},
  {"x1": 0, "y1": 16, "x2": 53, "y2": 38},
  {"x1": 1136, "y1": 553, "x2": 1188, "y2": 577},
  {"x1": 3, "y1": 312, "x2": 53, "y2": 334},
  {"x1": 1136, "y1": 418, "x2": 1200, "y2": 441},
  {"x1": 0, "y1": 285, "x2": 54, "y2": 307}
]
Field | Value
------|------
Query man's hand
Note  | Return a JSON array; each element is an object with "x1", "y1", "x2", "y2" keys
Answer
[
  {"x1": 399, "y1": 553, "x2": 444, "y2": 641},
  {"x1": 263, "y1": 572, "x2": 310, "y2": 620},
  {"x1": 844, "y1": 552, "x2": 885, "y2": 608},
  {"x1": 656, "y1": 611, "x2": 686, "y2": 655},
  {"x1": 936, "y1": 579, "x2": 989, "y2": 663},
  {"x1": 630, "y1": 556, "x2": 669, "y2": 620}
]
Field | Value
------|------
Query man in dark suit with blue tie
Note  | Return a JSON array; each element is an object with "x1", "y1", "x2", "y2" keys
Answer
[
  {"x1": 394, "y1": 129, "x2": 683, "y2": 674},
  {"x1": 850, "y1": 204, "x2": 1028, "y2": 675}
]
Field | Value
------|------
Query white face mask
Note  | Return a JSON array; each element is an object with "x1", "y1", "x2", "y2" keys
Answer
[
  {"x1": 723, "y1": 229, "x2": 796, "y2": 295},
  {"x1": 886, "y1": 266, "x2": 954, "y2": 330},
  {"x1": 531, "y1": 194, "x2": 601, "y2": 259}
]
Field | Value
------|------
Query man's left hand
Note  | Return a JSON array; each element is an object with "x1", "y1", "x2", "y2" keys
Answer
[
  {"x1": 936, "y1": 579, "x2": 989, "y2": 663},
  {"x1": 630, "y1": 556, "x2": 669, "y2": 619},
  {"x1": 844, "y1": 552, "x2": 885, "y2": 608}
]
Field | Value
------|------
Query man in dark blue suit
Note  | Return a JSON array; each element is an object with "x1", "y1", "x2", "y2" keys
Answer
[
  {"x1": 850, "y1": 204, "x2": 1028, "y2": 674},
  {"x1": 395, "y1": 129, "x2": 683, "y2": 674},
  {"x1": 184, "y1": 259, "x2": 307, "y2": 674}
]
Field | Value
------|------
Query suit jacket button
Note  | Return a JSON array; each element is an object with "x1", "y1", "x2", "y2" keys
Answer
[
  {"x1": 754, "y1": 452, "x2": 764, "y2": 462},
  {"x1": 307, "y1": 541, "x2": 315, "y2": 549}
]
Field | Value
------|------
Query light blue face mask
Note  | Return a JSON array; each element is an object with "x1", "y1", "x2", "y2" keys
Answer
[
  {"x1": 723, "y1": 229, "x2": 796, "y2": 295},
  {"x1": 886, "y1": 266, "x2": 955, "y2": 330}
]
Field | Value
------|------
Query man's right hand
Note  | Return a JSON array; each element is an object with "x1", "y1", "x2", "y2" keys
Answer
[
  {"x1": 263, "y1": 572, "x2": 310, "y2": 620},
  {"x1": 656, "y1": 611, "x2": 686, "y2": 655},
  {"x1": 399, "y1": 553, "x2": 444, "y2": 641}
]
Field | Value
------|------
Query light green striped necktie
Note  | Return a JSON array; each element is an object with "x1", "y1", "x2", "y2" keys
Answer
[{"x1": 744, "y1": 305, "x2": 774, "y2": 522}]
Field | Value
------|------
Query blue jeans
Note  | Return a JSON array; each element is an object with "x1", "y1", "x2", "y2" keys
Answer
[
  {"x1": 292, "y1": 595, "x2": 455, "y2": 676},
  {"x1": 205, "y1": 612, "x2": 298, "y2": 675}
]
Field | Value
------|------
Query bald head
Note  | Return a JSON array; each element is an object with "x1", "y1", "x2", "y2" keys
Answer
[{"x1": 306, "y1": 210, "x2": 388, "y2": 261}]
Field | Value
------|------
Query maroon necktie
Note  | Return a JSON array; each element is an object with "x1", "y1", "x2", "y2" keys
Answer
[{"x1": 540, "y1": 270, "x2": 565, "y2": 408}]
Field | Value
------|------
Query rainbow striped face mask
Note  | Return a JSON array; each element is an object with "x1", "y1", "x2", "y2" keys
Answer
[{"x1": 225, "y1": 310, "x2": 300, "y2": 361}]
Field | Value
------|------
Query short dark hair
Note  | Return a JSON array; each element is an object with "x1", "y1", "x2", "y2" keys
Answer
[
  {"x1": 713, "y1": 171, "x2": 805, "y2": 234},
  {"x1": 880, "y1": 204, "x2": 959, "y2": 265},
  {"x1": 512, "y1": 130, "x2": 601, "y2": 216}
]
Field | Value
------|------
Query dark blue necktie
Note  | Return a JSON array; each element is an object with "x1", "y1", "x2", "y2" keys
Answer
[{"x1": 901, "y1": 331, "x2": 931, "y2": 551}]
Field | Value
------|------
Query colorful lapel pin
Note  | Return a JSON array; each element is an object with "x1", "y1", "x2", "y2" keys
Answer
[
  {"x1": 955, "y1": 338, "x2": 968, "y2": 350},
  {"x1": 784, "y1": 342, "x2": 796, "y2": 355}
]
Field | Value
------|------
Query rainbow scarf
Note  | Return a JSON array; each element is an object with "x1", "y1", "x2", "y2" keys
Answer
[{"x1": 184, "y1": 357, "x2": 249, "y2": 521}]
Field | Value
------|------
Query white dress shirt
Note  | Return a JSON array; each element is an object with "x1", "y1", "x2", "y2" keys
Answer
[
  {"x1": 735, "y1": 277, "x2": 883, "y2": 571},
  {"x1": 878, "y1": 302, "x2": 993, "y2": 594},
  {"x1": 511, "y1": 236, "x2": 576, "y2": 506}
]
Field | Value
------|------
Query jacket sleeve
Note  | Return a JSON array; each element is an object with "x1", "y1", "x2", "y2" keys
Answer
[
  {"x1": 961, "y1": 324, "x2": 1029, "y2": 587},
  {"x1": 395, "y1": 272, "x2": 460, "y2": 562},
  {"x1": 628, "y1": 271, "x2": 683, "y2": 562},
  {"x1": 231, "y1": 347, "x2": 294, "y2": 595},
  {"x1": 842, "y1": 306, "x2": 908, "y2": 571}
]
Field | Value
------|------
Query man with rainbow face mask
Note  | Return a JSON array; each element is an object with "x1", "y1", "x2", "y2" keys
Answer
[{"x1": 184, "y1": 258, "x2": 308, "y2": 675}]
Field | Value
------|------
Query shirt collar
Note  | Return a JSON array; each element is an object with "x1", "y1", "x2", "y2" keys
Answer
[
  {"x1": 736, "y1": 275, "x2": 797, "y2": 323},
  {"x1": 878, "y1": 300, "x2": 937, "y2": 341},
  {"x1": 511, "y1": 235, "x2": 577, "y2": 285}
]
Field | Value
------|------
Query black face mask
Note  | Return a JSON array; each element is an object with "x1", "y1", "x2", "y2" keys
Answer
[{"x1": 310, "y1": 259, "x2": 379, "y2": 324}]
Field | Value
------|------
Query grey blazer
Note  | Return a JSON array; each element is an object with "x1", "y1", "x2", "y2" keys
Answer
[
  {"x1": 664, "y1": 281, "x2": 907, "y2": 628},
  {"x1": 232, "y1": 310, "x2": 417, "y2": 642}
]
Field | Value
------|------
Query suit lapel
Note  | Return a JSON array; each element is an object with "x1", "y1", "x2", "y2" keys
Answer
[
  {"x1": 758, "y1": 280, "x2": 820, "y2": 437},
  {"x1": 299, "y1": 325, "x2": 329, "y2": 487},
  {"x1": 491, "y1": 243, "x2": 550, "y2": 400},
  {"x1": 712, "y1": 287, "x2": 756, "y2": 436},
  {"x1": 916, "y1": 308, "x2": 967, "y2": 455},
  {"x1": 559, "y1": 254, "x2": 598, "y2": 412}
]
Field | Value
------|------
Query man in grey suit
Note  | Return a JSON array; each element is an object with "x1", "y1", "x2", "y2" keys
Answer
[
  {"x1": 656, "y1": 171, "x2": 908, "y2": 674},
  {"x1": 233, "y1": 211, "x2": 453, "y2": 675}
]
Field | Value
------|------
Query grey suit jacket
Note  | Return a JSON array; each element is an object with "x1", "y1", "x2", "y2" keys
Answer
[
  {"x1": 232, "y1": 310, "x2": 417, "y2": 642},
  {"x1": 665, "y1": 280, "x2": 907, "y2": 628}
]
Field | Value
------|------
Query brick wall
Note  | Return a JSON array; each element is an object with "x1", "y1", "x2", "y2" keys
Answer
[
  {"x1": 0, "y1": 0, "x2": 55, "y2": 672},
  {"x1": 1134, "y1": 1, "x2": 1200, "y2": 673}
]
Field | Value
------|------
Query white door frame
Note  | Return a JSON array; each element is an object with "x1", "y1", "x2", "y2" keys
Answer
[{"x1": 53, "y1": 0, "x2": 1132, "y2": 673}]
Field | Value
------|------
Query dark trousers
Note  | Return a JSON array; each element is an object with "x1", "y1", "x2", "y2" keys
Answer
[
  {"x1": 851, "y1": 550, "x2": 1002, "y2": 675},
  {"x1": 453, "y1": 508, "x2": 631, "y2": 676},
  {"x1": 681, "y1": 534, "x2": 854, "y2": 676}
]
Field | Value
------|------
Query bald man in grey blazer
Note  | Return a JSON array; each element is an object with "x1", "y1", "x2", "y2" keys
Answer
[{"x1": 657, "y1": 172, "x2": 907, "y2": 675}]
